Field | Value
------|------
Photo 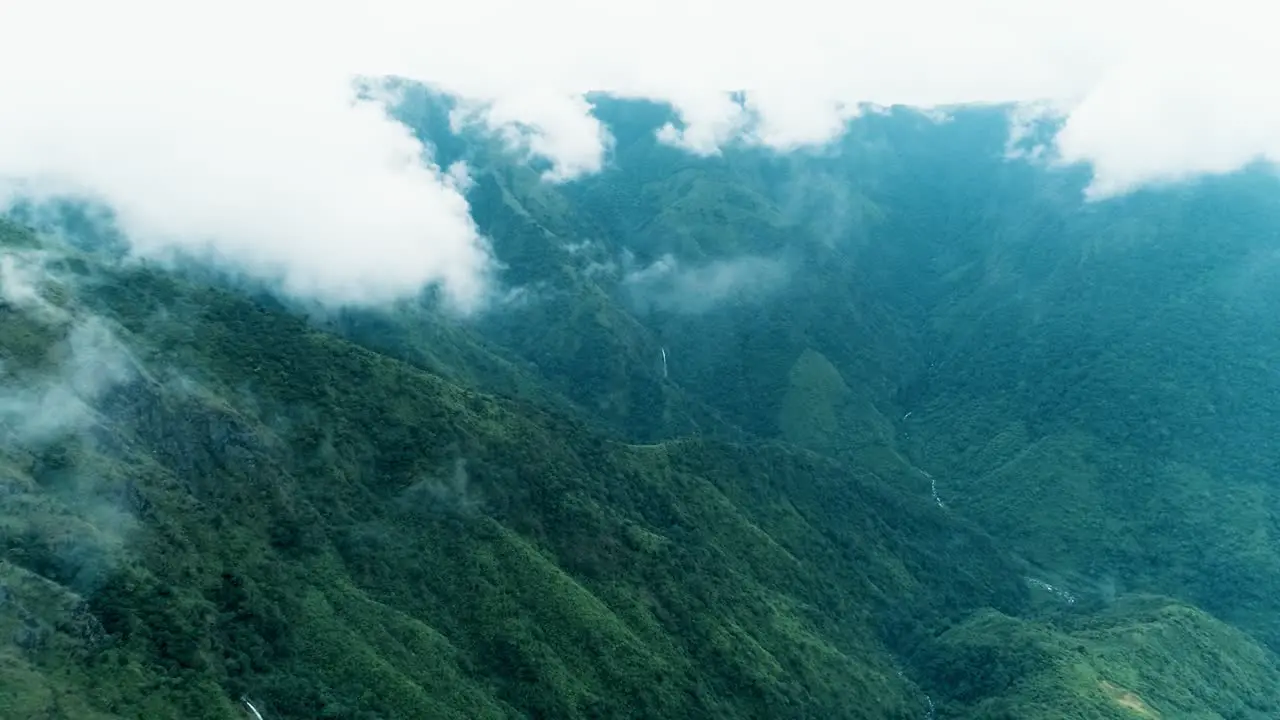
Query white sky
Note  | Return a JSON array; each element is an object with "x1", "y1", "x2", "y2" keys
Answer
[{"x1": 0, "y1": 0, "x2": 1276, "y2": 307}]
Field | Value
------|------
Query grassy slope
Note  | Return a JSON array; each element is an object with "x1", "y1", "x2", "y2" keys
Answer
[
  {"x1": 0, "y1": 225, "x2": 1020, "y2": 718},
  {"x1": 918, "y1": 597, "x2": 1280, "y2": 719},
  {"x1": 0, "y1": 223, "x2": 1275, "y2": 720}
]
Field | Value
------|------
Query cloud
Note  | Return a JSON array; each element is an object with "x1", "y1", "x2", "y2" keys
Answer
[
  {"x1": 398, "y1": 457, "x2": 481, "y2": 518},
  {"x1": 0, "y1": 2, "x2": 494, "y2": 310},
  {"x1": 0, "y1": 276, "x2": 139, "y2": 593},
  {"x1": 1052, "y1": 7, "x2": 1280, "y2": 197},
  {"x1": 0, "y1": 317, "x2": 136, "y2": 446},
  {"x1": 623, "y1": 254, "x2": 789, "y2": 314},
  {"x1": 0, "y1": 247, "x2": 135, "y2": 445},
  {"x1": 1, "y1": 0, "x2": 1274, "y2": 305},
  {"x1": 450, "y1": 93, "x2": 612, "y2": 181},
  {"x1": 0, "y1": 250, "x2": 58, "y2": 317}
]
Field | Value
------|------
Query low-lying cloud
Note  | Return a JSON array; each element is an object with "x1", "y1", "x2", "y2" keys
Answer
[
  {"x1": 0, "y1": 254, "x2": 139, "y2": 595},
  {"x1": 0, "y1": 317, "x2": 136, "y2": 447},
  {"x1": 2, "y1": 0, "x2": 1274, "y2": 305},
  {"x1": 0, "y1": 250, "x2": 58, "y2": 317},
  {"x1": 1, "y1": 2, "x2": 494, "y2": 311},
  {"x1": 0, "y1": 249, "x2": 136, "y2": 445},
  {"x1": 623, "y1": 254, "x2": 789, "y2": 315}
]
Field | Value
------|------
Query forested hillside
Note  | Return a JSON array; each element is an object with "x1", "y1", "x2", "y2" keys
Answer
[{"x1": 2, "y1": 93, "x2": 1280, "y2": 719}]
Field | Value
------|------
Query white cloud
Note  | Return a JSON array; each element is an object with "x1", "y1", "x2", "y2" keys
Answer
[
  {"x1": 450, "y1": 93, "x2": 611, "y2": 181},
  {"x1": 0, "y1": 248, "x2": 75, "y2": 323},
  {"x1": 1, "y1": 252, "x2": 52, "y2": 314},
  {"x1": 1, "y1": 0, "x2": 1274, "y2": 304},
  {"x1": 0, "y1": 1, "x2": 495, "y2": 310},
  {"x1": 1052, "y1": 6, "x2": 1280, "y2": 198},
  {"x1": 623, "y1": 254, "x2": 789, "y2": 314},
  {"x1": 0, "y1": 317, "x2": 136, "y2": 446}
]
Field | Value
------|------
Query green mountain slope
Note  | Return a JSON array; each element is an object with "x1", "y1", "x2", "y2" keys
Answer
[
  {"x1": 918, "y1": 597, "x2": 1280, "y2": 719},
  {"x1": 428, "y1": 97, "x2": 1280, "y2": 659},
  {"x1": 4, "y1": 95, "x2": 1280, "y2": 719},
  {"x1": 0, "y1": 224, "x2": 1019, "y2": 718}
]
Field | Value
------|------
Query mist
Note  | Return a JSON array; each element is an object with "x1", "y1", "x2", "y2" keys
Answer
[
  {"x1": 0, "y1": 247, "x2": 141, "y2": 599},
  {"x1": 0, "y1": 250, "x2": 56, "y2": 316},
  {"x1": 0, "y1": 317, "x2": 136, "y2": 448},
  {"x1": 622, "y1": 254, "x2": 789, "y2": 315},
  {"x1": 2, "y1": 0, "x2": 1276, "y2": 308}
]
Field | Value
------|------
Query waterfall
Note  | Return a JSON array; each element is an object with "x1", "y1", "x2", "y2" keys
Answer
[
  {"x1": 1026, "y1": 576, "x2": 1078, "y2": 604},
  {"x1": 919, "y1": 469, "x2": 944, "y2": 508},
  {"x1": 242, "y1": 698, "x2": 265, "y2": 720}
]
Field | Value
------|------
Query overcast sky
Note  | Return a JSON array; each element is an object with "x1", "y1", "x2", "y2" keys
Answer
[{"x1": 0, "y1": 0, "x2": 1275, "y2": 307}]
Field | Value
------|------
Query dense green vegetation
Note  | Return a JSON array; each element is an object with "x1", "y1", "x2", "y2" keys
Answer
[{"x1": 3, "y1": 95, "x2": 1280, "y2": 718}]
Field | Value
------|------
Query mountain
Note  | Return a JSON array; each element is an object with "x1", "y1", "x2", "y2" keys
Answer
[{"x1": 2, "y1": 94, "x2": 1280, "y2": 718}]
